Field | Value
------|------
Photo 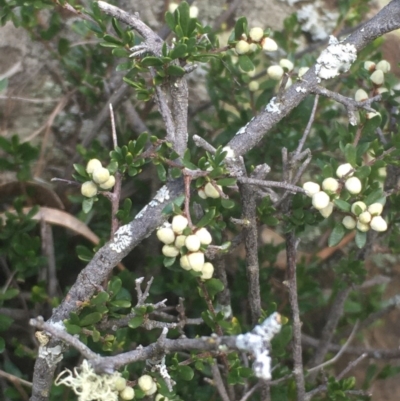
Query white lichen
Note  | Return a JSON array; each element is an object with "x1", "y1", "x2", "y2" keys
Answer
[
  {"x1": 110, "y1": 225, "x2": 133, "y2": 253},
  {"x1": 235, "y1": 124, "x2": 248, "y2": 136},
  {"x1": 39, "y1": 345, "x2": 63, "y2": 367},
  {"x1": 295, "y1": 86, "x2": 307, "y2": 93},
  {"x1": 265, "y1": 97, "x2": 281, "y2": 114},
  {"x1": 153, "y1": 186, "x2": 170, "y2": 203},
  {"x1": 315, "y1": 36, "x2": 357, "y2": 81},
  {"x1": 135, "y1": 204, "x2": 148, "y2": 219}
]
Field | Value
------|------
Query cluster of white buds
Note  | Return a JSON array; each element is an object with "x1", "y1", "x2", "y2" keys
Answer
[
  {"x1": 234, "y1": 27, "x2": 278, "y2": 56},
  {"x1": 81, "y1": 159, "x2": 115, "y2": 198},
  {"x1": 198, "y1": 182, "x2": 223, "y2": 200},
  {"x1": 267, "y1": 58, "x2": 294, "y2": 86},
  {"x1": 342, "y1": 201, "x2": 387, "y2": 233},
  {"x1": 156, "y1": 215, "x2": 214, "y2": 280},
  {"x1": 168, "y1": 2, "x2": 198, "y2": 18},
  {"x1": 363, "y1": 59, "x2": 391, "y2": 107}
]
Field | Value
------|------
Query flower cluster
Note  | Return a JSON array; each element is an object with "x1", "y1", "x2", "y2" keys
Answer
[
  {"x1": 303, "y1": 163, "x2": 388, "y2": 233},
  {"x1": 364, "y1": 59, "x2": 390, "y2": 88},
  {"x1": 235, "y1": 26, "x2": 278, "y2": 56},
  {"x1": 81, "y1": 159, "x2": 115, "y2": 198},
  {"x1": 156, "y1": 215, "x2": 214, "y2": 280}
]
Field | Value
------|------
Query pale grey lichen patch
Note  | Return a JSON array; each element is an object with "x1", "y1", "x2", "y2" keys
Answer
[
  {"x1": 235, "y1": 124, "x2": 248, "y2": 136},
  {"x1": 296, "y1": 86, "x2": 307, "y2": 93},
  {"x1": 110, "y1": 225, "x2": 133, "y2": 253},
  {"x1": 148, "y1": 186, "x2": 170, "y2": 208},
  {"x1": 315, "y1": 36, "x2": 357, "y2": 81},
  {"x1": 135, "y1": 204, "x2": 148, "y2": 220},
  {"x1": 39, "y1": 345, "x2": 63, "y2": 367},
  {"x1": 265, "y1": 97, "x2": 281, "y2": 114}
]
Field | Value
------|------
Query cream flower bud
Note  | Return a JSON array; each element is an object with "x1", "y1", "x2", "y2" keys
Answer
[
  {"x1": 279, "y1": 77, "x2": 292, "y2": 89},
  {"x1": 86, "y1": 159, "x2": 102, "y2": 174},
  {"x1": 189, "y1": 5, "x2": 199, "y2": 18},
  {"x1": 162, "y1": 245, "x2": 180, "y2": 258},
  {"x1": 188, "y1": 252, "x2": 205, "y2": 271},
  {"x1": 138, "y1": 375, "x2": 154, "y2": 393},
  {"x1": 267, "y1": 65, "x2": 284, "y2": 80},
  {"x1": 198, "y1": 189, "x2": 207, "y2": 199},
  {"x1": 312, "y1": 191, "x2": 330, "y2": 210},
  {"x1": 249, "y1": 80, "x2": 259, "y2": 91},
  {"x1": 355, "y1": 89, "x2": 368, "y2": 102},
  {"x1": 168, "y1": 2, "x2": 178, "y2": 13},
  {"x1": 236, "y1": 40, "x2": 250, "y2": 54},
  {"x1": 249, "y1": 43, "x2": 259, "y2": 53},
  {"x1": 222, "y1": 146, "x2": 235, "y2": 158},
  {"x1": 358, "y1": 211, "x2": 372, "y2": 224},
  {"x1": 345, "y1": 176, "x2": 362, "y2": 194},
  {"x1": 370, "y1": 69, "x2": 384, "y2": 85},
  {"x1": 204, "y1": 182, "x2": 222, "y2": 199},
  {"x1": 363, "y1": 61, "x2": 375, "y2": 72},
  {"x1": 155, "y1": 395, "x2": 169, "y2": 401},
  {"x1": 175, "y1": 235, "x2": 187, "y2": 249},
  {"x1": 368, "y1": 203, "x2": 383, "y2": 216},
  {"x1": 319, "y1": 202, "x2": 334, "y2": 218},
  {"x1": 376, "y1": 60, "x2": 391, "y2": 73},
  {"x1": 322, "y1": 177, "x2": 339, "y2": 193},
  {"x1": 303, "y1": 181, "x2": 320, "y2": 197},
  {"x1": 180, "y1": 255, "x2": 191, "y2": 270},
  {"x1": 336, "y1": 163, "x2": 354, "y2": 178},
  {"x1": 377, "y1": 87, "x2": 388, "y2": 95},
  {"x1": 145, "y1": 382, "x2": 157, "y2": 396},
  {"x1": 298, "y1": 67, "x2": 309, "y2": 77},
  {"x1": 370, "y1": 215, "x2": 388, "y2": 232},
  {"x1": 114, "y1": 377, "x2": 127, "y2": 391},
  {"x1": 156, "y1": 227, "x2": 175, "y2": 245},
  {"x1": 172, "y1": 215, "x2": 188, "y2": 234},
  {"x1": 195, "y1": 227, "x2": 212, "y2": 245},
  {"x1": 262, "y1": 37, "x2": 278, "y2": 52},
  {"x1": 249, "y1": 27, "x2": 264, "y2": 42},
  {"x1": 366, "y1": 111, "x2": 381, "y2": 120},
  {"x1": 342, "y1": 216, "x2": 356, "y2": 230},
  {"x1": 99, "y1": 175, "x2": 116, "y2": 189},
  {"x1": 351, "y1": 201, "x2": 367, "y2": 215},
  {"x1": 120, "y1": 387, "x2": 135, "y2": 401},
  {"x1": 185, "y1": 235, "x2": 201, "y2": 252},
  {"x1": 279, "y1": 58, "x2": 294, "y2": 71},
  {"x1": 201, "y1": 262, "x2": 214, "y2": 280},
  {"x1": 92, "y1": 167, "x2": 110, "y2": 184},
  {"x1": 357, "y1": 221, "x2": 370, "y2": 232},
  {"x1": 81, "y1": 181, "x2": 98, "y2": 198}
]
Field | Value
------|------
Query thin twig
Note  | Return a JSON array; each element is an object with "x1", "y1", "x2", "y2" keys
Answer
[{"x1": 295, "y1": 95, "x2": 319, "y2": 156}]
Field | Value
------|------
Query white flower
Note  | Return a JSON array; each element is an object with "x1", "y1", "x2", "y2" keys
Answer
[
  {"x1": 376, "y1": 60, "x2": 390, "y2": 73},
  {"x1": 267, "y1": 65, "x2": 284, "y2": 80},
  {"x1": 298, "y1": 67, "x2": 309, "y2": 77},
  {"x1": 138, "y1": 375, "x2": 154, "y2": 393},
  {"x1": 336, "y1": 163, "x2": 353, "y2": 178},
  {"x1": 120, "y1": 387, "x2": 135, "y2": 400},
  {"x1": 155, "y1": 395, "x2": 169, "y2": 401},
  {"x1": 262, "y1": 37, "x2": 278, "y2": 52},
  {"x1": 162, "y1": 245, "x2": 180, "y2": 258},
  {"x1": 172, "y1": 215, "x2": 188, "y2": 234},
  {"x1": 174, "y1": 235, "x2": 187, "y2": 249},
  {"x1": 180, "y1": 255, "x2": 191, "y2": 270},
  {"x1": 370, "y1": 215, "x2": 388, "y2": 232},
  {"x1": 236, "y1": 40, "x2": 250, "y2": 54},
  {"x1": 363, "y1": 61, "x2": 375, "y2": 71},
  {"x1": 366, "y1": 111, "x2": 381, "y2": 119},
  {"x1": 99, "y1": 175, "x2": 116, "y2": 190},
  {"x1": 86, "y1": 159, "x2": 102, "y2": 174},
  {"x1": 358, "y1": 211, "x2": 371, "y2": 224},
  {"x1": 81, "y1": 181, "x2": 98, "y2": 198},
  {"x1": 198, "y1": 189, "x2": 207, "y2": 199},
  {"x1": 320, "y1": 202, "x2": 334, "y2": 218},
  {"x1": 322, "y1": 177, "x2": 339, "y2": 193},
  {"x1": 92, "y1": 167, "x2": 110, "y2": 185},
  {"x1": 156, "y1": 227, "x2": 175, "y2": 245},
  {"x1": 195, "y1": 227, "x2": 212, "y2": 245},
  {"x1": 345, "y1": 176, "x2": 362, "y2": 194},
  {"x1": 312, "y1": 191, "x2": 330, "y2": 210},
  {"x1": 377, "y1": 87, "x2": 389, "y2": 94},
  {"x1": 201, "y1": 262, "x2": 214, "y2": 280},
  {"x1": 145, "y1": 382, "x2": 157, "y2": 396},
  {"x1": 185, "y1": 235, "x2": 201, "y2": 252},
  {"x1": 249, "y1": 27, "x2": 264, "y2": 42},
  {"x1": 368, "y1": 203, "x2": 383, "y2": 216},
  {"x1": 188, "y1": 252, "x2": 205, "y2": 271},
  {"x1": 279, "y1": 58, "x2": 294, "y2": 71},
  {"x1": 351, "y1": 201, "x2": 367, "y2": 215},
  {"x1": 370, "y1": 69, "x2": 384, "y2": 85},
  {"x1": 249, "y1": 81, "x2": 259, "y2": 91},
  {"x1": 303, "y1": 181, "x2": 320, "y2": 197},
  {"x1": 357, "y1": 221, "x2": 370, "y2": 232},
  {"x1": 114, "y1": 377, "x2": 127, "y2": 392},
  {"x1": 189, "y1": 5, "x2": 199, "y2": 18},
  {"x1": 342, "y1": 216, "x2": 356, "y2": 229},
  {"x1": 204, "y1": 183, "x2": 222, "y2": 199},
  {"x1": 355, "y1": 89, "x2": 368, "y2": 102}
]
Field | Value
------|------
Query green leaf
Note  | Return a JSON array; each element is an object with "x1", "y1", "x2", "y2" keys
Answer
[
  {"x1": 364, "y1": 189, "x2": 383, "y2": 205},
  {"x1": 344, "y1": 143, "x2": 357, "y2": 166},
  {"x1": 234, "y1": 16, "x2": 248, "y2": 40},
  {"x1": 216, "y1": 177, "x2": 236, "y2": 186},
  {"x1": 82, "y1": 198, "x2": 94, "y2": 214},
  {"x1": 73, "y1": 163, "x2": 87, "y2": 177},
  {"x1": 134, "y1": 132, "x2": 148, "y2": 154},
  {"x1": 178, "y1": 365, "x2": 194, "y2": 381},
  {"x1": 196, "y1": 208, "x2": 216, "y2": 228},
  {"x1": 64, "y1": 323, "x2": 81, "y2": 335},
  {"x1": 165, "y1": 11, "x2": 175, "y2": 31},
  {"x1": 141, "y1": 56, "x2": 165, "y2": 67},
  {"x1": 221, "y1": 199, "x2": 235, "y2": 209},
  {"x1": 157, "y1": 163, "x2": 167, "y2": 182},
  {"x1": 0, "y1": 315, "x2": 13, "y2": 331},
  {"x1": 108, "y1": 277, "x2": 122, "y2": 296},
  {"x1": 177, "y1": 1, "x2": 190, "y2": 36},
  {"x1": 201, "y1": 310, "x2": 215, "y2": 329},
  {"x1": 205, "y1": 278, "x2": 224, "y2": 299},
  {"x1": 0, "y1": 288, "x2": 19, "y2": 301},
  {"x1": 170, "y1": 43, "x2": 187, "y2": 59},
  {"x1": 166, "y1": 64, "x2": 186, "y2": 76},
  {"x1": 79, "y1": 312, "x2": 102, "y2": 326},
  {"x1": 355, "y1": 165, "x2": 371, "y2": 179},
  {"x1": 328, "y1": 224, "x2": 346, "y2": 247},
  {"x1": 128, "y1": 316, "x2": 144, "y2": 329},
  {"x1": 0, "y1": 78, "x2": 8, "y2": 92},
  {"x1": 90, "y1": 292, "x2": 109, "y2": 305},
  {"x1": 0, "y1": 337, "x2": 4, "y2": 353},
  {"x1": 363, "y1": 113, "x2": 382, "y2": 136},
  {"x1": 171, "y1": 167, "x2": 182, "y2": 178},
  {"x1": 110, "y1": 300, "x2": 131, "y2": 308},
  {"x1": 333, "y1": 199, "x2": 351, "y2": 213},
  {"x1": 111, "y1": 17, "x2": 123, "y2": 38},
  {"x1": 76, "y1": 245, "x2": 93, "y2": 262},
  {"x1": 163, "y1": 257, "x2": 176, "y2": 267},
  {"x1": 238, "y1": 55, "x2": 254, "y2": 72},
  {"x1": 102, "y1": 34, "x2": 123, "y2": 45},
  {"x1": 355, "y1": 230, "x2": 367, "y2": 248}
]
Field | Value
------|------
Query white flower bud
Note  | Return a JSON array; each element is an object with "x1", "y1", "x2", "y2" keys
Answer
[
  {"x1": 156, "y1": 227, "x2": 176, "y2": 245},
  {"x1": 222, "y1": 146, "x2": 235, "y2": 158},
  {"x1": 198, "y1": 189, "x2": 207, "y2": 199},
  {"x1": 376, "y1": 60, "x2": 391, "y2": 73},
  {"x1": 236, "y1": 40, "x2": 250, "y2": 55},
  {"x1": 267, "y1": 65, "x2": 284, "y2": 80},
  {"x1": 351, "y1": 201, "x2": 367, "y2": 215},
  {"x1": 168, "y1": 2, "x2": 178, "y2": 13},
  {"x1": 195, "y1": 227, "x2": 212, "y2": 245},
  {"x1": 322, "y1": 177, "x2": 339, "y2": 193},
  {"x1": 92, "y1": 167, "x2": 110, "y2": 184},
  {"x1": 99, "y1": 175, "x2": 116, "y2": 189},
  {"x1": 345, "y1": 176, "x2": 362, "y2": 195},
  {"x1": 358, "y1": 211, "x2": 371, "y2": 224},
  {"x1": 249, "y1": 43, "x2": 259, "y2": 53},
  {"x1": 175, "y1": 235, "x2": 187, "y2": 249},
  {"x1": 298, "y1": 67, "x2": 309, "y2": 77},
  {"x1": 145, "y1": 382, "x2": 157, "y2": 396},
  {"x1": 279, "y1": 58, "x2": 294, "y2": 71},
  {"x1": 319, "y1": 202, "x2": 334, "y2": 218},
  {"x1": 249, "y1": 80, "x2": 259, "y2": 91},
  {"x1": 86, "y1": 159, "x2": 102, "y2": 174},
  {"x1": 357, "y1": 220, "x2": 370, "y2": 232},
  {"x1": 336, "y1": 163, "x2": 354, "y2": 178},
  {"x1": 201, "y1": 262, "x2": 214, "y2": 280},
  {"x1": 377, "y1": 87, "x2": 389, "y2": 95},
  {"x1": 366, "y1": 111, "x2": 381, "y2": 120},
  {"x1": 303, "y1": 181, "x2": 320, "y2": 197},
  {"x1": 312, "y1": 191, "x2": 330, "y2": 210},
  {"x1": 363, "y1": 61, "x2": 375, "y2": 72},
  {"x1": 355, "y1": 89, "x2": 368, "y2": 102},
  {"x1": 249, "y1": 27, "x2": 264, "y2": 42},
  {"x1": 138, "y1": 375, "x2": 154, "y2": 393},
  {"x1": 162, "y1": 245, "x2": 180, "y2": 258},
  {"x1": 370, "y1": 215, "x2": 388, "y2": 232},
  {"x1": 172, "y1": 215, "x2": 189, "y2": 234},
  {"x1": 81, "y1": 181, "x2": 98, "y2": 198},
  {"x1": 155, "y1": 395, "x2": 169, "y2": 401},
  {"x1": 342, "y1": 216, "x2": 356, "y2": 230},
  {"x1": 189, "y1": 5, "x2": 199, "y2": 18},
  {"x1": 180, "y1": 255, "x2": 191, "y2": 270},
  {"x1": 188, "y1": 252, "x2": 205, "y2": 271},
  {"x1": 262, "y1": 37, "x2": 278, "y2": 52},
  {"x1": 278, "y1": 76, "x2": 292, "y2": 89},
  {"x1": 114, "y1": 377, "x2": 127, "y2": 391},
  {"x1": 370, "y1": 69, "x2": 384, "y2": 85},
  {"x1": 368, "y1": 203, "x2": 383, "y2": 216},
  {"x1": 185, "y1": 235, "x2": 201, "y2": 252},
  {"x1": 120, "y1": 387, "x2": 135, "y2": 400},
  {"x1": 204, "y1": 182, "x2": 222, "y2": 199}
]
